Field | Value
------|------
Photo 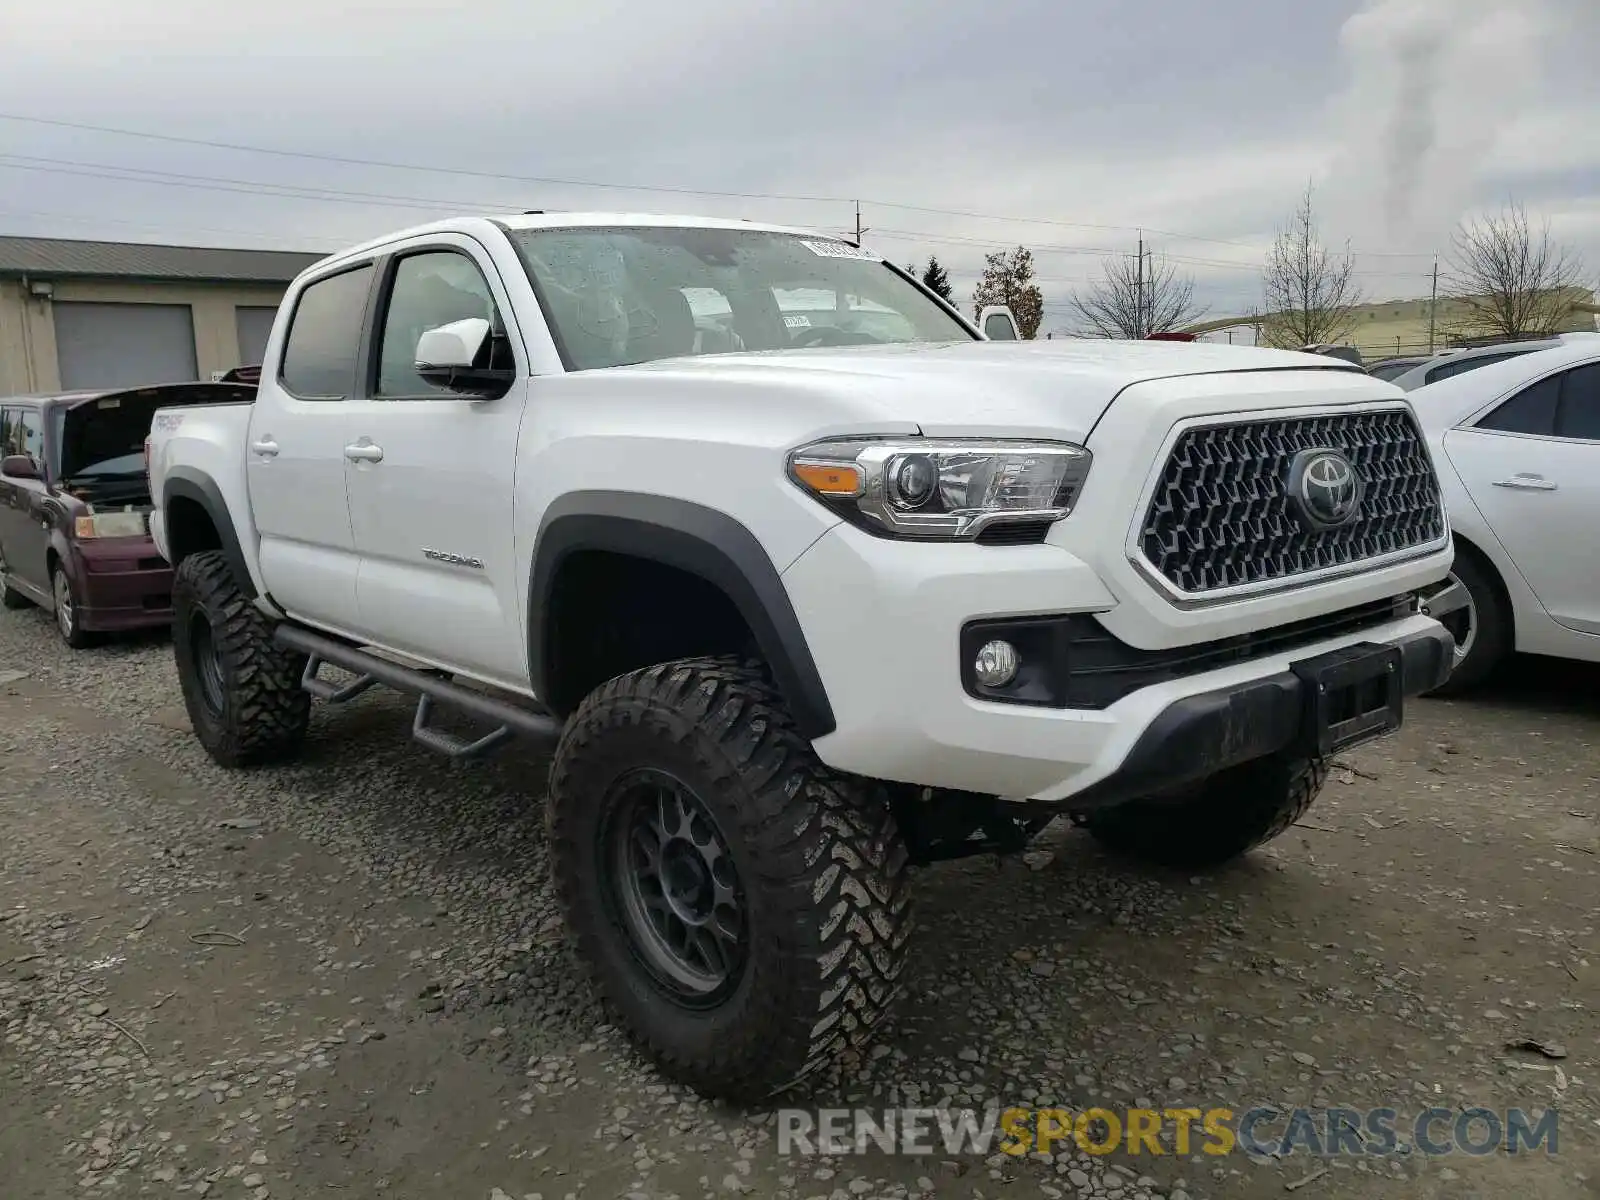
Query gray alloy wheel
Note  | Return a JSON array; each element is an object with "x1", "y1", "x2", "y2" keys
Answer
[
  {"x1": 1437, "y1": 570, "x2": 1478, "y2": 670},
  {"x1": 51, "y1": 564, "x2": 93, "y2": 648}
]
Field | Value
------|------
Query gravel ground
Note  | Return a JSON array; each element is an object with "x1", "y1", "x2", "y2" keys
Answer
[{"x1": 1, "y1": 604, "x2": 1596, "y2": 1200}]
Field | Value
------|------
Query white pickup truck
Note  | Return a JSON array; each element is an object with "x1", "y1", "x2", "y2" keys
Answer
[{"x1": 146, "y1": 212, "x2": 1457, "y2": 1102}]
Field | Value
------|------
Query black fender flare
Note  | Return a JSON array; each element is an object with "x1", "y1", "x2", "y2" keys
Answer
[
  {"x1": 162, "y1": 468, "x2": 257, "y2": 599},
  {"x1": 528, "y1": 491, "x2": 836, "y2": 739}
]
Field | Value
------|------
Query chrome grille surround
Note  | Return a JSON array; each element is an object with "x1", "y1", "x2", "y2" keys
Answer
[{"x1": 1130, "y1": 404, "x2": 1448, "y2": 606}]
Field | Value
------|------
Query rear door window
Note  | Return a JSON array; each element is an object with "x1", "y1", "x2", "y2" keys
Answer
[{"x1": 279, "y1": 265, "x2": 375, "y2": 399}]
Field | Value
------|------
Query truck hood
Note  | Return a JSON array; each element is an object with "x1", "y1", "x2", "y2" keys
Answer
[{"x1": 617, "y1": 339, "x2": 1357, "y2": 440}]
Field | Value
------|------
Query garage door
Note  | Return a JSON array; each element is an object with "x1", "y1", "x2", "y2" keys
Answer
[
  {"x1": 235, "y1": 305, "x2": 279, "y2": 367},
  {"x1": 53, "y1": 302, "x2": 198, "y2": 390}
]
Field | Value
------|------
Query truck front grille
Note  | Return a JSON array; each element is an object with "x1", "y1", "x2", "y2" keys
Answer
[{"x1": 1138, "y1": 408, "x2": 1445, "y2": 597}]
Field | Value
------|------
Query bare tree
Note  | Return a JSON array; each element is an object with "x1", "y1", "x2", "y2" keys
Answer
[
  {"x1": 1260, "y1": 184, "x2": 1361, "y2": 347},
  {"x1": 1071, "y1": 252, "x2": 1206, "y2": 338},
  {"x1": 972, "y1": 246, "x2": 1045, "y2": 339},
  {"x1": 1446, "y1": 202, "x2": 1587, "y2": 340}
]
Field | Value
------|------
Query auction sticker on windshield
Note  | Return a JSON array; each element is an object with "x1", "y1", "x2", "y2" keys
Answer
[{"x1": 798, "y1": 239, "x2": 882, "y2": 261}]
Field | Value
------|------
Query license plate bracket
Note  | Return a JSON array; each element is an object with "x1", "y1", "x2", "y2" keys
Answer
[{"x1": 1289, "y1": 642, "x2": 1403, "y2": 757}]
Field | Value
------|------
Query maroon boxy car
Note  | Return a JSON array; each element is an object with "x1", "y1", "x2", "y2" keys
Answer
[{"x1": 0, "y1": 381, "x2": 254, "y2": 647}]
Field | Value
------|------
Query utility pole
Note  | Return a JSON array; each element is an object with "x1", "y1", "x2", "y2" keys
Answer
[
  {"x1": 1135, "y1": 230, "x2": 1145, "y2": 339},
  {"x1": 851, "y1": 201, "x2": 869, "y2": 248},
  {"x1": 1428, "y1": 257, "x2": 1439, "y2": 354}
]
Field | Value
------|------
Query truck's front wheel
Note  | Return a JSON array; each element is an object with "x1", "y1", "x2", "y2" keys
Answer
[
  {"x1": 1081, "y1": 753, "x2": 1327, "y2": 869},
  {"x1": 549, "y1": 657, "x2": 913, "y2": 1103},
  {"x1": 172, "y1": 550, "x2": 310, "y2": 768}
]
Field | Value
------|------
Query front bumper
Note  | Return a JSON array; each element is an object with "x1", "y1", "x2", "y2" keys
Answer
[
  {"x1": 782, "y1": 522, "x2": 1452, "y2": 805},
  {"x1": 1059, "y1": 623, "x2": 1451, "y2": 812},
  {"x1": 72, "y1": 537, "x2": 174, "y2": 632}
]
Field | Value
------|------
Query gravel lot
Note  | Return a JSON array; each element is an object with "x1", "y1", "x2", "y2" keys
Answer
[{"x1": 2, "y1": 604, "x2": 1596, "y2": 1200}]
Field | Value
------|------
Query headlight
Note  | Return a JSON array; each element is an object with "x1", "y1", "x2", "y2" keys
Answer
[
  {"x1": 74, "y1": 511, "x2": 148, "y2": 539},
  {"x1": 787, "y1": 437, "x2": 1092, "y2": 540}
]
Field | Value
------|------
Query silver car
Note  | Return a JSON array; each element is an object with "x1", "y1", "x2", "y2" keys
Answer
[{"x1": 1389, "y1": 338, "x2": 1569, "y2": 391}]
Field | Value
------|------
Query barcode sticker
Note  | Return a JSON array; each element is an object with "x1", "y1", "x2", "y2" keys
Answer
[{"x1": 798, "y1": 239, "x2": 881, "y2": 261}]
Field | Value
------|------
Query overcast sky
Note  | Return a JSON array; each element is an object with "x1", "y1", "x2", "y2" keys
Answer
[{"x1": 1, "y1": 0, "x2": 1596, "y2": 334}]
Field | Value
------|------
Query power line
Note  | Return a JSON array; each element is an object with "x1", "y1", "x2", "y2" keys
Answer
[
  {"x1": 0, "y1": 207, "x2": 342, "y2": 251},
  {"x1": 0, "y1": 110, "x2": 1446, "y2": 258},
  {"x1": 0, "y1": 155, "x2": 518, "y2": 214},
  {"x1": 0, "y1": 164, "x2": 1442, "y2": 290},
  {"x1": 0, "y1": 158, "x2": 1189, "y2": 269},
  {"x1": 0, "y1": 156, "x2": 1451, "y2": 304},
  {"x1": 0, "y1": 112, "x2": 845, "y2": 205},
  {"x1": 878, "y1": 227, "x2": 1435, "y2": 279},
  {"x1": 869, "y1": 227, "x2": 1128, "y2": 256}
]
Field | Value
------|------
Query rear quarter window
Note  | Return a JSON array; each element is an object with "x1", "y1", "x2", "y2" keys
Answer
[{"x1": 1476, "y1": 373, "x2": 1559, "y2": 436}]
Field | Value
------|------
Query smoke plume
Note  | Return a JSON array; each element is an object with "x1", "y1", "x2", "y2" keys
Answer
[{"x1": 1322, "y1": 0, "x2": 1552, "y2": 255}]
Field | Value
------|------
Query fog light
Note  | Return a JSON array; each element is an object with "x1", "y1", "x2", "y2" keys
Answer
[{"x1": 973, "y1": 639, "x2": 1019, "y2": 687}]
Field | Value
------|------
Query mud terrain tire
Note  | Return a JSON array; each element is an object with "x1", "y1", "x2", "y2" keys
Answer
[
  {"x1": 172, "y1": 550, "x2": 310, "y2": 768},
  {"x1": 549, "y1": 656, "x2": 913, "y2": 1103}
]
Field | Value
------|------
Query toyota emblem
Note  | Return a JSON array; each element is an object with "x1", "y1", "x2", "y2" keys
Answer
[{"x1": 1287, "y1": 448, "x2": 1363, "y2": 530}]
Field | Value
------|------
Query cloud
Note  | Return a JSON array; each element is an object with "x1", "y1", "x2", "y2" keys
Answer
[{"x1": 0, "y1": 0, "x2": 1593, "y2": 331}]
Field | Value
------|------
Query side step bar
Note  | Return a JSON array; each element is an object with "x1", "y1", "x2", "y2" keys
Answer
[{"x1": 273, "y1": 625, "x2": 563, "y2": 760}]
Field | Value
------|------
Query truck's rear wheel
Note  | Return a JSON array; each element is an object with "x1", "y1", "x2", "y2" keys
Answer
[
  {"x1": 1081, "y1": 753, "x2": 1327, "y2": 869},
  {"x1": 172, "y1": 550, "x2": 310, "y2": 768},
  {"x1": 549, "y1": 656, "x2": 913, "y2": 1103}
]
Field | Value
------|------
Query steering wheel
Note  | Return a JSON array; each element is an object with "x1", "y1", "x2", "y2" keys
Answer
[{"x1": 791, "y1": 324, "x2": 874, "y2": 348}]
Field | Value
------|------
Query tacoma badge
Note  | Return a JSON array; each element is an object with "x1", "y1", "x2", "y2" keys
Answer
[{"x1": 421, "y1": 548, "x2": 485, "y2": 569}]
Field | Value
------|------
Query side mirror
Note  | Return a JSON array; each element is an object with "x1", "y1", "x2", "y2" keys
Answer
[
  {"x1": 1, "y1": 455, "x2": 39, "y2": 480},
  {"x1": 978, "y1": 306, "x2": 1020, "y2": 340},
  {"x1": 415, "y1": 317, "x2": 515, "y2": 398}
]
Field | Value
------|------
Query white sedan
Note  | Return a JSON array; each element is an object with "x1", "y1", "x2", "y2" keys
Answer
[{"x1": 1409, "y1": 336, "x2": 1600, "y2": 692}]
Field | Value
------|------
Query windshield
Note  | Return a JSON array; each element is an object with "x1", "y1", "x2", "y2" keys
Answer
[{"x1": 508, "y1": 226, "x2": 974, "y2": 371}]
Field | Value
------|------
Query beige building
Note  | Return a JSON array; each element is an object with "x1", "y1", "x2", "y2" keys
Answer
[
  {"x1": 0, "y1": 236, "x2": 325, "y2": 397},
  {"x1": 1337, "y1": 288, "x2": 1598, "y2": 361},
  {"x1": 1194, "y1": 287, "x2": 1599, "y2": 357}
]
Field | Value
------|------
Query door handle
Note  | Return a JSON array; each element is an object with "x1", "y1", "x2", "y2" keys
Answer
[
  {"x1": 344, "y1": 441, "x2": 384, "y2": 463},
  {"x1": 1492, "y1": 473, "x2": 1557, "y2": 492},
  {"x1": 250, "y1": 438, "x2": 280, "y2": 458}
]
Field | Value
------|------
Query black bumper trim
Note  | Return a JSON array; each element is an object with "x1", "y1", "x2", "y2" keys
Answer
[
  {"x1": 960, "y1": 594, "x2": 1412, "y2": 710},
  {"x1": 1061, "y1": 624, "x2": 1454, "y2": 813}
]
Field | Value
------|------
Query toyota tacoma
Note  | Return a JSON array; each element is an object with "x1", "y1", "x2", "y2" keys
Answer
[{"x1": 144, "y1": 213, "x2": 1457, "y2": 1102}]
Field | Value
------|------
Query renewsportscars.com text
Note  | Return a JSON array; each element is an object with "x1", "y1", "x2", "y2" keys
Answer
[{"x1": 777, "y1": 1105, "x2": 1559, "y2": 1159}]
